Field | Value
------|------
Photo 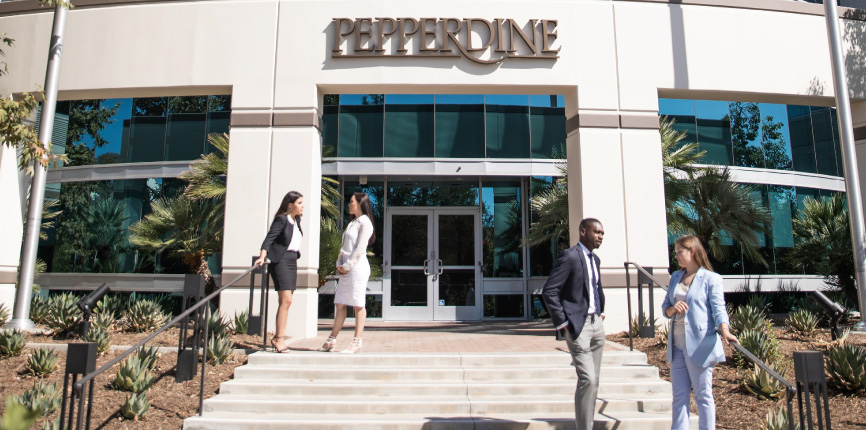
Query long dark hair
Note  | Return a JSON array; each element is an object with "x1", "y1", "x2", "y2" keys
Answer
[
  {"x1": 275, "y1": 190, "x2": 303, "y2": 234},
  {"x1": 351, "y1": 191, "x2": 376, "y2": 245}
]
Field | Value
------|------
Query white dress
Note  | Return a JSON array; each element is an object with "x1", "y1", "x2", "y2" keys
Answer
[{"x1": 335, "y1": 215, "x2": 374, "y2": 307}]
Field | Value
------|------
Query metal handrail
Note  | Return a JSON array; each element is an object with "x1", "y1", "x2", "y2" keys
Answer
[
  {"x1": 623, "y1": 262, "x2": 668, "y2": 351},
  {"x1": 71, "y1": 265, "x2": 258, "y2": 424},
  {"x1": 717, "y1": 328, "x2": 798, "y2": 430}
]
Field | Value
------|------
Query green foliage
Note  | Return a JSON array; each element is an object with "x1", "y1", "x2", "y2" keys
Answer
[
  {"x1": 786, "y1": 309, "x2": 819, "y2": 335},
  {"x1": 95, "y1": 294, "x2": 125, "y2": 318},
  {"x1": 0, "y1": 396, "x2": 40, "y2": 430},
  {"x1": 207, "y1": 310, "x2": 231, "y2": 338},
  {"x1": 13, "y1": 381, "x2": 60, "y2": 417},
  {"x1": 730, "y1": 304, "x2": 767, "y2": 335},
  {"x1": 762, "y1": 407, "x2": 800, "y2": 430},
  {"x1": 0, "y1": 305, "x2": 8, "y2": 327},
  {"x1": 736, "y1": 322, "x2": 781, "y2": 368},
  {"x1": 124, "y1": 299, "x2": 168, "y2": 333},
  {"x1": 825, "y1": 343, "x2": 866, "y2": 393},
  {"x1": 0, "y1": 91, "x2": 66, "y2": 174},
  {"x1": 121, "y1": 392, "x2": 150, "y2": 421},
  {"x1": 29, "y1": 296, "x2": 49, "y2": 325},
  {"x1": 134, "y1": 346, "x2": 160, "y2": 372},
  {"x1": 658, "y1": 322, "x2": 669, "y2": 347},
  {"x1": 629, "y1": 313, "x2": 660, "y2": 337},
  {"x1": 24, "y1": 348, "x2": 58, "y2": 377},
  {"x1": 318, "y1": 217, "x2": 344, "y2": 285},
  {"x1": 45, "y1": 292, "x2": 82, "y2": 334},
  {"x1": 524, "y1": 145, "x2": 569, "y2": 249},
  {"x1": 179, "y1": 133, "x2": 228, "y2": 200},
  {"x1": 742, "y1": 364, "x2": 787, "y2": 400},
  {"x1": 92, "y1": 311, "x2": 116, "y2": 331},
  {"x1": 661, "y1": 115, "x2": 706, "y2": 210},
  {"x1": 40, "y1": 0, "x2": 75, "y2": 8},
  {"x1": 207, "y1": 333, "x2": 233, "y2": 365},
  {"x1": 0, "y1": 330, "x2": 26, "y2": 358},
  {"x1": 233, "y1": 310, "x2": 248, "y2": 335},
  {"x1": 112, "y1": 355, "x2": 155, "y2": 393},
  {"x1": 83, "y1": 326, "x2": 112, "y2": 355},
  {"x1": 747, "y1": 294, "x2": 769, "y2": 310}
]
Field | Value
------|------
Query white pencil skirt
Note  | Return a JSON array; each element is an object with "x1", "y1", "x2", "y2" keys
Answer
[{"x1": 334, "y1": 257, "x2": 370, "y2": 308}]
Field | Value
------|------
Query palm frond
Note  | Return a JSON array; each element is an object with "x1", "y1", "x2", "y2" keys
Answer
[{"x1": 179, "y1": 133, "x2": 229, "y2": 200}]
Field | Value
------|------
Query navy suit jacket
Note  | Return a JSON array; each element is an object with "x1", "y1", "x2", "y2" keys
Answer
[
  {"x1": 541, "y1": 245, "x2": 605, "y2": 338},
  {"x1": 260, "y1": 215, "x2": 302, "y2": 262}
]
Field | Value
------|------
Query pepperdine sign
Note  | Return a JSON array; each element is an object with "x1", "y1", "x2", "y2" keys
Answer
[{"x1": 331, "y1": 18, "x2": 560, "y2": 64}]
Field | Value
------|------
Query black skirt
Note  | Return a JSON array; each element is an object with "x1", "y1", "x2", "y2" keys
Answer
[{"x1": 269, "y1": 251, "x2": 298, "y2": 291}]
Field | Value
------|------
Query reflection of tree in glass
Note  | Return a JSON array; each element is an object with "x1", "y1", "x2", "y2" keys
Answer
[
  {"x1": 761, "y1": 115, "x2": 793, "y2": 170},
  {"x1": 83, "y1": 197, "x2": 129, "y2": 273},
  {"x1": 388, "y1": 186, "x2": 477, "y2": 207},
  {"x1": 360, "y1": 94, "x2": 384, "y2": 105},
  {"x1": 168, "y1": 96, "x2": 208, "y2": 114},
  {"x1": 207, "y1": 95, "x2": 231, "y2": 112},
  {"x1": 729, "y1": 102, "x2": 763, "y2": 168},
  {"x1": 132, "y1": 97, "x2": 167, "y2": 116}
]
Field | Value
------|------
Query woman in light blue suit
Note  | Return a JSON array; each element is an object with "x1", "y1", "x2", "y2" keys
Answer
[{"x1": 662, "y1": 235, "x2": 738, "y2": 430}]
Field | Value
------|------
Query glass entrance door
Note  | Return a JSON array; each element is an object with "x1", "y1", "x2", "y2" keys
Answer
[{"x1": 384, "y1": 208, "x2": 480, "y2": 321}]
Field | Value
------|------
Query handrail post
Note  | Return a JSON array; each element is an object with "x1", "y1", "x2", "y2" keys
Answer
[
  {"x1": 177, "y1": 274, "x2": 205, "y2": 382},
  {"x1": 637, "y1": 266, "x2": 655, "y2": 338},
  {"x1": 59, "y1": 343, "x2": 97, "y2": 430},
  {"x1": 624, "y1": 263, "x2": 634, "y2": 351},
  {"x1": 794, "y1": 350, "x2": 831, "y2": 430},
  {"x1": 248, "y1": 256, "x2": 271, "y2": 349},
  {"x1": 199, "y1": 304, "x2": 210, "y2": 416}
]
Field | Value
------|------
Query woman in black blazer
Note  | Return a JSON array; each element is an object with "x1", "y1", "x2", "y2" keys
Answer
[{"x1": 254, "y1": 191, "x2": 304, "y2": 353}]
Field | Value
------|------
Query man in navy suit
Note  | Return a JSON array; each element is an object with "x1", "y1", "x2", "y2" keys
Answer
[{"x1": 542, "y1": 218, "x2": 605, "y2": 430}]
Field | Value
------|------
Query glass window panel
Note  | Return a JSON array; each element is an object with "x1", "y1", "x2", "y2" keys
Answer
[
  {"x1": 695, "y1": 100, "x2": 732, "y2": 165},
  {"x1": 204, "y1": 111, "x2": 231, "y2": 155},
  {"x1": 742, "y1": 184, "x2": 771, "y2": 274},
  {"x1": 486, "y1": 95, "x2": 530, "y2": 158},
  {"x1": 810, "y1": 107, "x2": 839, "y2": 176},
  {"x1": 758, "y1": 103, "x2": 793, "y2": 171},
  {"x1": 343, "y1": 181, "x2": 384, "y2": 259},
  {"x1": 435, "y1": 94, "x2": 485, "y2": 158},
  {"x1": 391, "y1": 270, "x2": 428, "y2": 306},
  {"x1": 658, "y1": 99, "x2": 698, "y2": 146},
  {"x1": 729, "y1": 102, "x2": 764, "y2": 168},
  {"x1": 830, "y1": 112, "x2": 843, "y2": 178},
  {"x1": 530, "y1": 95, "x2": 566, "y2": 159},
  {"x1": 391, "y1": 215, "x2": 428, "y2": 267},
  {"x1": 322, "y1": 105, "x2": 339, "y2": 157},
  {"x1": 165, "y1": 111, "x2": 207, "y2": 161},
  {"x1": 528, "y1": 176, "x2": 567, "y2": 277},
  {"x1": 207, "y1": 95, "x2": 231, "y2": 112},
  {"x1": 768, "y1": 185, "x2": 797, "y2": 274},
  {"x1": 91, "y1": 98, "x2": 131, "y2": 165},
  {"x1": 387, "y1": 180, "x2": 479, "y2": 207},
  {"x1": 168, "y1": 96, "x2": 208, "y2": 114},
  {"x1": 483, "y1": 294, "x2": 525, "y2": 318},
  {"x1": 482, "y1": 181, "x2": 523, "y2": 278},
  {"x1": 384, "y1": 94, "x2": 434, "y2": 157},
  {"x1": 438, "y1": 269, "x2": 476, "y2": 306},
  {"x1": 530, "y1": 294, "x2": 550, "y2": 319},
  {"x1": 127, "y1": 116, "x2": 166, "y2": 162},
  {"x1": 788, "y1": 105, "x2": 818, "y2": 174},
  {"x1": 338, "y1": 95, "x2": 384, "y2": 157}
]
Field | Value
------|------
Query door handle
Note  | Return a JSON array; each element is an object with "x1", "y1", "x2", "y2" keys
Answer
[
  {"x1": 433, "y1": 259, "x2": 443, "y2": 281},
  {"x1": 423, "y1": 259, "x2": 430, "y2": 276}
]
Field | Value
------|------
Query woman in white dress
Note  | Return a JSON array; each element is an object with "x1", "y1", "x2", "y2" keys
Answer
[{"x1": 319, "y1": 192, "x2": 375, "y2": 353}]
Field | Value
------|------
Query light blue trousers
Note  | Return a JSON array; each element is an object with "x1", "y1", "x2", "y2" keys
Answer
[{"x1": 670, "y1": 345, "x2": 715, "y2": 430}]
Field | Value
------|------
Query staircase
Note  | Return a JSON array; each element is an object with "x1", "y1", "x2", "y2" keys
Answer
[{"x1": 184, "y1": 345, "x2": 687, "y2": 429}]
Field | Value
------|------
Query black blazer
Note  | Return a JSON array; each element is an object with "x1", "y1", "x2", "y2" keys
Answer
[
  {"x1": 541, "y1": 245, "x2": 605, "y2": 338},
  {"x1": 260, "y1": 215, "x2": 302, "y2": 262}
]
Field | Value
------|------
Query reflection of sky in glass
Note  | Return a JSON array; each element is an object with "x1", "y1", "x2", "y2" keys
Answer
[
  {"x1": 695, "y1": 100, "x2": 729, "y2": 119},
  {"x1": 529, "y1": 95, "x2": 564, "y2": 108},
  {"x1": 435, "y1": 94, "x2": 484, "y2": 104},
  {"x1": 385, "y1": 94, "x2": 433, "y2": 104},
  {"x1": 759, "y1": 103, "x2": 792, "y2": 159},
  {"x1": 658, "y1": 99, "x2": 695, "y2": 116},
  {"x1": 340, "y1": 94, "x2": 383, "y2": 105},
  {"x1": 96, "y1": 98, "x2": 133, "y2": 159},
  {"x1": 486, "y1": 95, "x2": 528, "y2": 106}
]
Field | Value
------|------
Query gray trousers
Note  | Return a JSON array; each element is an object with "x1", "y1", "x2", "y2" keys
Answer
[{"x1": 564, "y1": 314, "x2": 605, "y2": 430}]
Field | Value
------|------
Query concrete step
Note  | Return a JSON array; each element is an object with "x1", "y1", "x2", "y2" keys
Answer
[{"x1": 245, "y1": 351, "x2": 649, "y2": 367}]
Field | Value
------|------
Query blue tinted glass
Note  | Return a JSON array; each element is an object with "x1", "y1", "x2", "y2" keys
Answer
[
  {"x1": 486, "y1": 94, "x2": 528, "y2": 106},
  {"x1": 94, "y1": 99, "x2": 132, "y2": 165},
  {"x1": 530, "y1": 98, "x2": 566, "y2": 158},
  {"x1": 435, "y1": 95, "x2": 485, "y2": 158},
  {"x1": 435, "y1": 94, "x2": 484, "y2": 104},
  {"x1": 659, "y1": 99, "x2": 697, "y2": 147},
  {"x1": 788, "y1": 105, "x2": 817, "y2": 174},
  {"x1": 695, "y1": 100, "x2": 732, "y2": 165},
  {"x1": 529, "y1": 95, "x2": 564, "y2": 108},
  {"x1": 385, "y1": 95, "x2": 434, "y2": 157},
  {"x1": 810, "y1": 107, "x2": 838, "y2": 176},
  {"x1": 386, "y1": 94, "x2": 434, "y2": 104},
  {"x1": 481, "y1": 181, "x2": 522, "y2": 277},
  {"x1": 486, "y1": 95, "x2": 530, "y2": 158},
  {"x1": 340, "y1": 94, "x2": 384, "y2": 105},
  {"x1": 758, "y1": 103, "x2": 792, "y2": 171},
  {"x1": 322, "y1": 105, "x2": 339, "y2": 157},
  {"x1": 729, "y1": 102, "x2": 764, "y2": 168},
  {"x1": 338, "y1": 101, "x2": 384, "y2": 157}
]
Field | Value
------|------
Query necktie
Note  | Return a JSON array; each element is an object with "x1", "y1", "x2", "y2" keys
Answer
[{"x1": 588, "y1": 252, "x2": 601, "y2": 314}]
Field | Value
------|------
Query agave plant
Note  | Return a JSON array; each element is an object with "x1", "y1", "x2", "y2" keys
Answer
[
  {"x1": 112, "y1": 356, "x2": 156, "y2": 393},
  {"x1": 134, "y1": 346, "x2": 160, "y2": 372},
  {"x1": 747, "y1": 294, "x2": 769, "y2": 311},
  {"x1": 83, "y1": 326, "x2": 112, "y2": 355},
  {"x1": 730, "y1": 304, "x2": 766, "y2": 335},
  {"x1": 13, "y1": 380, "x2": 61, "y2": 416},
  {"x1": 45, "y1": 292, "x2": 82, "y2": 334},
  {"x1": 29, "y1": 295, "x2": 50, "y2": 325},
  {"x1": 207, "y1": 310, "x2": 231, "y2": 338},
  {"x1": 92, "y1": 311, "x2": 117, "y2": 331},
  {"x1": 737, "y1": 327, "x2": 781, "y2": 368},
  {"x1": 0, "y1": 329, "x2": 27, "y2": 357},
  {"x1": 0, "y1": 304, "x2": 9, "y2": 326},
  {"x1": 743, "y1": 364, "x2": 787, "y2": 400},
  {"x1": 207, "y1": 333, "x2": 233, "y2": 365},
  {"x1": 121, "y1": 392, "x2": 150, "y2": 421},
  {"x1": 657, "y1": 322, "x2": 670, "y2": 347},
  {"x1": 825, "y1": 343, "x2": 866, "y2": 393},
  {"x1": 629, "y1": 313, "x2": 660, "y2": 337},
  {"x1": 124, "y1": 299, "x2": 169, "y2": 333},
  {"x1": 95, "y1": 294, "x2": 125, "y2": 319},
  {"x1": 24, "y1": 348, "x2": 59, "y2": 377},
  {"x1": 786, "y1": 309, "x2": 819, "y2": 335},
  {"x1": 762, "y1": 406, "x2": 801, "y2": 430},
  {"x1": 233, "y1": 309, "x2": 249, "y2": 335}
]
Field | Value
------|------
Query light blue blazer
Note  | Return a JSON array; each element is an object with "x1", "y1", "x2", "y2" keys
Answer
[{"x1": 662, "y1": 267, "x2": 731, "y2": 368}]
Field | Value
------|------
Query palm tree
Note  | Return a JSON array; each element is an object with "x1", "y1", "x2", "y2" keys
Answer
[
  {"x1": 320, "y1": 145, "x2": 341, "y2": 221},
  {"x1": 523, "y1": 146, "x2": 569, "y2": 248},
  {"x1": 179, "y1": 133, "x2": 228, "y2": 201},
  {"x1": 84, "y1": 197, "x2": 128, "y2": 272},
  {"x1": 788, "y1": 194, "x2": 857, "y2": 306},
  {"x1": 660, "y1": 115, "x2": 705, "y2": 211}
]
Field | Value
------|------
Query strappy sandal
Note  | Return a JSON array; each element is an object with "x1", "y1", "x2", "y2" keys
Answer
[
  {"x1": 340, "y1": 337, "x2": 362, "y2": 354},
  {"x1": 270, "y1": 336, "x2": 290, "y2": 353},
  {"x1": 318, "y1": 335, "x2": 337, "y2": 352}
]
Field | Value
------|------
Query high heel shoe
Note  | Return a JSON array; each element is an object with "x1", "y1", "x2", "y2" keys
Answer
[
  {"x1": 340, "y1": 337, "x2": 362, "y2": 354},
  {"x1": 270, "y1": 336, "x2": 290, "y2": 353},
  {"x1": 318, "y1": 335, "x2": 337, "y2": 352}
]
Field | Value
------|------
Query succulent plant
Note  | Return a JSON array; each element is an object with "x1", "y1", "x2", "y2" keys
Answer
[
  {"x1": 233, "y1": 309, "x2": 249, "y2": 335},
  {"x1": 825, "y1": 343, "x2": 866, "y2": 393},
  {"x1": 747, "y1": 294, "x2": 769, "y2": 311},
  {"x1": 207, "y1": 310, "x2": 231, "y2": 338},
  {"x1": 737, "y1": 327, "x2": 781, "y2": 368},
  {"x1": 95, "y1": 294, "x2": 125, "y2": 318},
  {"x1": 92, "y1": 310, "x2": 117, "y2": 331},
  {"x1": 0, "y1": 304, "x2": 9, "y2": 327},
  {"x1": 83, "y1": 326, "x2": 112, "y2": 355},
  {"x1": 121, "y1": 392, "x2": 150, "y2": 421},
  {"x1": 207, "y1": 333, "x2": 233, "y2": 365},
  {"x1": 13, "y1": 380, "x2": 61, "y2": 416},
  {"x1": 45, "y1": 292, "x2": 82, "y2": 334},
  {"x1": 762, "y1": 406, "x2": 801, "y2": 430},
  {"x1": 730, "y1": 304, "x2": 766, "y2": 335},
  {"x1": 786, "y1": 309, "x2": 819, "y2": 335},
  {"x1": 743, "y1": 364, "x2": 787, "y2": 400},
  {"x1": 29, "y1": 295, "x2": 50, "y2": 325},
  {"x1": 134, "y1": 346, "x2": 160, "y2": 372},
  {"x1": 657, "y1": 322, "x2": 669, "y2": 347},
  {"x1": 42, "y1": 418, "x2": 61, "y2": 430},
  {"x1": 124, "y1": 299, "x2": 169, "y2": 333},
  {"x1": 112, "y1": 356, "x2": 155, "y2": 393},
  {"x1": 0, "y1": 329, "x2": 27, "y2": 357},
  {"x1": 629, "y1": 313, "x2": 660, "y2": 337},
  {"x1": 24, "y1": 348, "x2": 58, "y2": 377}
]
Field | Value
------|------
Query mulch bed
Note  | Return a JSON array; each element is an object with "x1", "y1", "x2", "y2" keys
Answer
[{"x1": 606, "y1": 321, "x2": 866, "y2": 430}]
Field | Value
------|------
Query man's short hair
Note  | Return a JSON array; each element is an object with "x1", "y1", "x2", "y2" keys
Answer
[{"x1": 579, "y1": 218, "x2": 601, "y2": 231}]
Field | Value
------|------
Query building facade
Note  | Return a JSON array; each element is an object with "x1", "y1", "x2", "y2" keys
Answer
[{"x1": 1, "y1": 0, "x2": 866, "y2": 337}]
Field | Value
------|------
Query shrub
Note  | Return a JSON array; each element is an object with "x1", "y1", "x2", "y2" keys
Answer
[
  {"x1": 825, "y1": 343, "x2": 866, "y2": 393},
  {"x1": 786, "y1": 309, "x2": 819, "y2": 335},
  {"x1": 0, "y1": 304, "x2": 9, "y2": 326},
  {"x1": 92, "y1": 311, "x2": 116, "y2": 331},
  {"x1": 207, "y1": 310, "x2": 231, "y2": 338},
  {"x1": 24, "y1": 348, "x2": 58, "y2": 377},
  {"x1": 121, "y1": 392, "x2": 150, "y2": 421},
  {"x1": 134, "y1": 346, "x2": 160, "y2": 372},
  {"x1": 13, "y1": 380, "x2": 61, "y2": 416},
  {"x1": 743, "y1": 364, "x2": 787, "y2": 400},
  {"x1": 0, "y1": 396, "x2": 40, "y2": 429},
  {"x1": 730, "y1": 304, "x2": 766, "y2": 335},
  {"x1": 233, "y1": 309, "x2": 249, "y2": 335},
  {"x1": 207, "y1": 333, "x2": 233, "y2": 365},
  {"x1": 0, "y1": 329, "x2": 27, "y2": 358},
  {"x1": 95, "y1": 294, "x2": 125, "y2": 318},
  {"x1": 629, "y1": 313, "x2": 659, "y2": 337},
  {"x1": 83, "y1": 326, "x2": 112, "y2": 355},
  {"x1": 762, "y1": 406, "x2": 801, "y2": 430},
  {"x1": 112, "y1": 356, "x2": 155, "y2": 393},
  {"x1": 747, "y1": 294, "x2": 769, "y2": 311},
  {"x1": 29, "y1": 295, "x2": 50, "y2": 325},
  {"x1": 45, "y1": 292, "x2": 82, "y2": 334},
  {"x1": 125, "y1": 299, "x2": 168, "y2": 332},
  {"x1": 737, "y1": 322, "x2": 782, "y2": 368}
]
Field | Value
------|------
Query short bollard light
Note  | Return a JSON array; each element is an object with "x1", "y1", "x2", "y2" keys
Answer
[
  {"x1": 76, "y1": 283, "x2": 111, "y2": 338},
  {"x1": 809, "y1": 291, "x2": 845, "y2": 340},
  {"x1": 794, "y1": 350, "x2": 832, "y2": 430}
]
